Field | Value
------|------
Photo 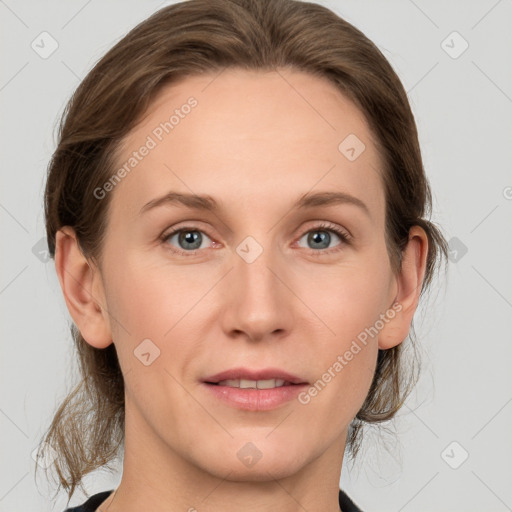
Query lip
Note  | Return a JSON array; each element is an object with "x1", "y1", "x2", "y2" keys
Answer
[
  {"x1": 203, "y1": 367, "x2": 308, "y2": 385},
  {"x1": 201, "y1": 367, "x2": 309, "y2": 412},
  {"x1": 202, "y1": 382, "x2": 308, "y2": 411}
]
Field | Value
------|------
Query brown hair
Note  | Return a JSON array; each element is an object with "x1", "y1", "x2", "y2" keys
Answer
[{"x1": 37, "y1": 0, "x2": 448, "y2": 501}]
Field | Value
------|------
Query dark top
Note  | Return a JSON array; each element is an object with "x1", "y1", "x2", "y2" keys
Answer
[{"x1": 64, "y1": 488, "x2": 363, "y2": 511}]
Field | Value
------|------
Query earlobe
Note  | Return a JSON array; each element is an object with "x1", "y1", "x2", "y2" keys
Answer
[
  {"x1": 54, "y1": 226, "x2": 113, "y2": 349},
  {"x1": 378, "y1": 225, "x2": 429, "y2": 350}
]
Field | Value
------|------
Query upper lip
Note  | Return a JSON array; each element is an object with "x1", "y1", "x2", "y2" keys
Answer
[{"x1": 203, "y1": 367, "x2": 308, "y2": 385}]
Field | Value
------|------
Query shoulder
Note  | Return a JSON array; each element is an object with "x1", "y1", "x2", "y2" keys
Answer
[
  {"x1": 339, "y1": 487, "x2": 364, "y2": 512},
  {"x1": 62, "y1": 490, "x2": 114, "y2": 512}
]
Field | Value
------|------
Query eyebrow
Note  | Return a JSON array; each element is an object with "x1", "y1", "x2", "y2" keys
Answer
[{"x1": 139, "y1": 190, "x2": 370, "y2": 217}]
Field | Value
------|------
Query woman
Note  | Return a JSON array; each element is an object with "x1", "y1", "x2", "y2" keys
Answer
[{"x1": 36, "y1": 0, "x2": 448, "y2": 510}]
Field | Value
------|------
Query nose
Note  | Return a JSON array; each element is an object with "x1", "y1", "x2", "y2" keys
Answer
[{"x1": 220, "y1": 241, "x2": 295, "y2": 343}]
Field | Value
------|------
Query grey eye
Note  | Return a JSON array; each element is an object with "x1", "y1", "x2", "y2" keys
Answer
[
  {"x1": 166, "y1": 230, "x2": 211, "y2": 251},
  {"x1": 298, "y1": 229, "x2": 342, "y2": 250}
]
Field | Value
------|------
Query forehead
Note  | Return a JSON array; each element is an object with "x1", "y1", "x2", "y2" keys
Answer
[{"x1": 110, "y1": 68, "x2": 385, "y2": 223}]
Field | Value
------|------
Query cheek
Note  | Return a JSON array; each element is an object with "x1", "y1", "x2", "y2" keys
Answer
[
  {"x1": 302, "y1": 255, "x2": 391, "y2": 399},
  {"x1": 103, "y1": 251, "x2": 190, "y2": 329},
  {"x1": 102, "y1": 253, "x2": 213, "y2": 376},
  {"x1": 308, "y1": 258, "x2": 393, "y2": 339},
  {"x1": 300, "y1": 280, "x2": 382, "y2": 432}
]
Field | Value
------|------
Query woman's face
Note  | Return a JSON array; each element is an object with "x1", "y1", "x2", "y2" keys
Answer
[{"x1": 88, "y1": 68, "x2": 405, "y2": 481}]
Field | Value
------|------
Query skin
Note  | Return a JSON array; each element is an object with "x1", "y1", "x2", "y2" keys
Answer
[{"x1": 55, "y1": 68, "x2": 428, "y2": 512}]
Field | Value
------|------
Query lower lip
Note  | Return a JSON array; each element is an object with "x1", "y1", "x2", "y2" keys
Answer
[{"x1": 202, "y1": 382, "x2": 308, "y2": 411}]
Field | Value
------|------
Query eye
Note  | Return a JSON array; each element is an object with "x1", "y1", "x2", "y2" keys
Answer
[
  {"x1": 296, "y1": 222, "x2": 351, "y2": 255},
  {"x1": 161, "y1": 227, "x2": 214, "y2": 254},
  {"x1": 160, "y1": 222, "x2": 351, "y2": 257}
]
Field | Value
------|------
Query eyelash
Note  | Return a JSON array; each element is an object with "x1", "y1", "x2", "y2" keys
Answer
[{"x1": 159, "y1": 222, "x2": 352, "y2": 257}]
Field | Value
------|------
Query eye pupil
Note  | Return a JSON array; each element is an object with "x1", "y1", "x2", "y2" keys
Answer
[
  {"x1": 309, "y1": 230, "x2": 330, "y2": 249},
  {"x1": 179, "y1": 231, "x2": 202, "y2": 250}
]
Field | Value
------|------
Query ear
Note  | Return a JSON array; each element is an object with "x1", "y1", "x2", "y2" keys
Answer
[
  {"x1": 54, "y1": 226, "x2": 113, "y2": 349},
  {"x1": 378, "y1": 225, "x2": 429, "y2": 350}
]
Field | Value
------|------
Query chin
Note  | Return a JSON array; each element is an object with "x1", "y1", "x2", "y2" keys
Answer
[
  {"x1": 209, "y1": 459, "x2": 303, "y2": 483},
  {"x1": 195, "y1": 438, "x2": 309, "y2": 482}
]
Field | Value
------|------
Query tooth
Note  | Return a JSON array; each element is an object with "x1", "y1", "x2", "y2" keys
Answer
[
  {"x1": 216, "y1": 378, "x2": 289, "y2": 389},
  {"x1": 239, "y1": 379, "x2": 257, "y2": 389},
  {"x1": 256, "y1": 379, "x2": 276, "y2": 389}
]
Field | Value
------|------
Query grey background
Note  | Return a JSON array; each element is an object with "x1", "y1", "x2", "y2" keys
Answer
[{"x1": 1, "y1": 0, "x2": 511, "y2": 511}]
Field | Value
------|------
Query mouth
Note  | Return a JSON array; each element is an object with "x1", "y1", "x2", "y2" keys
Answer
[
  {"x1": 201, "y1": 368, "x2": 309, "y2": 411},
  {"x1": 203, "y1": 367, "x2": 308, "y2": 387},
  {"x1": 205, "y1": 378, "x2": 299, "y2": 389}
]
